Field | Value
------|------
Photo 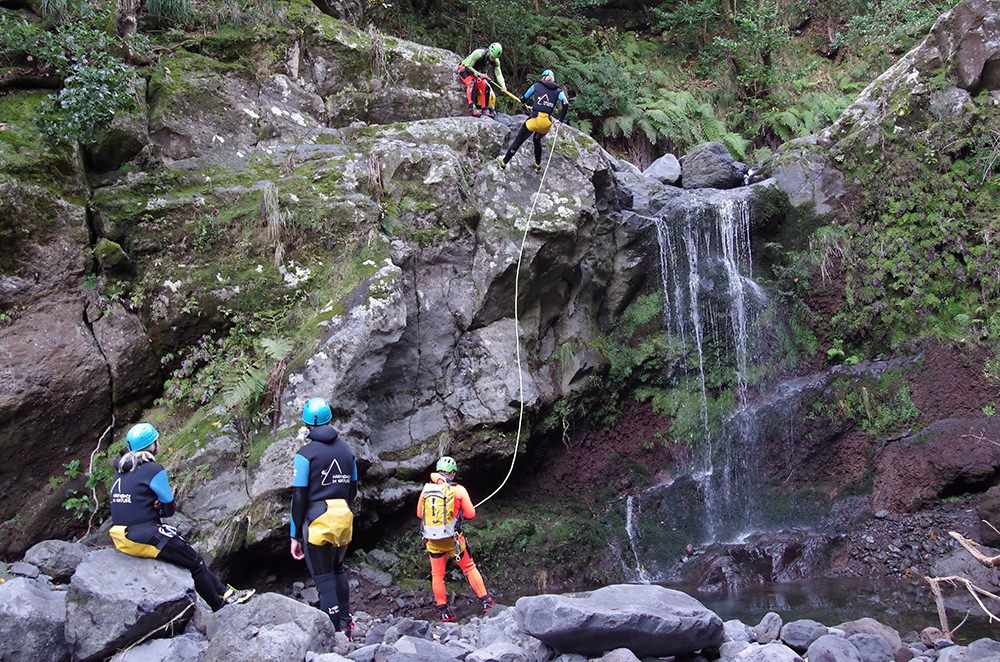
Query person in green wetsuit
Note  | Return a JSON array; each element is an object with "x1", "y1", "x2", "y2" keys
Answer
[{"x1": 457, "y1": 42, "x2": 506, "y2": 117}]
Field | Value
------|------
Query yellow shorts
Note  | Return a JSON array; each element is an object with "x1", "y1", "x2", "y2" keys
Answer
[
  {"x1": 109, "y1": 525, "x2": 161, "y2": 559},
  {"x1": 526, "y1": 112, "x2": 553, "y2": 135},
  {"x1": 426, "y1": 534, "x2": 465, "y2": 556},
  {"x1": 307, "y1": 499, "x2": 353, "y2": 547}
]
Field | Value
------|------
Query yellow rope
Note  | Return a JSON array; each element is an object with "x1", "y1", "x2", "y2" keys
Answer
[{"x1": 475, "y1": 122, "x2": 562, "y2": 509}]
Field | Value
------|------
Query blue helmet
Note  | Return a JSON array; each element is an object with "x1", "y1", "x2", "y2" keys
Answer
[
  {"x1": 302, "y1": 397, "x2": 332, "y2": 426},
  {"x1": 126, "y1": 423, "x2": 159, "y2": 452},
  {"x1": 540, "y1": 69, "x2": 555, "y2": 81}
]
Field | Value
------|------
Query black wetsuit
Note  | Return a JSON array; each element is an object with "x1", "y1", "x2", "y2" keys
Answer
[
  {"x1": 290, "y1": 425, "x2": 358, "y2": 628},
  {"x1": 502, "y1": 80, "x2": 570, "y2": 166},
  {"x1": 110, "y1": 457, "x2": 228, "y2": 610}
]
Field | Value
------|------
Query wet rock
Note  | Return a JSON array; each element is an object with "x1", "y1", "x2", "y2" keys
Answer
[
  {"x1": 780, "y1": 619, "x2": 828, "y2": 652},
  {"x1": 840, "y1": 618, "x2": 905, "y2": 653},
  {"x1": 112, "y1": 633, "x2": 208, "y2": 661},
  {"x1": 754, "y1": 612, "x2": 783, "y2": 644},
  {"x1": 23, "y1": 539, "x2": 89, "y2": 582},
  {"x1": 850, "y1": 633, "x2": 894, "y2": 662},
  {"x1": 514, "y1": 584, "x2": 723, "y2": 657},
  {"x1": 205, "y1": 592, "x2": 337, "y2": 662},
  {"x1": 643, "y1": 153, "x2": 681, "y2": 185},
  {"x1": 680, "y1": 142, "x2": 747, "y2": 189},
  {"x1": 66, "y1": 549, "x2": 196, "y2": 660},
  {"x1": 10, "y1": 561, "x2": 40, "y2": 578},
  {"x1": 807, "y1": 635, "x2": 863, "y2": 662},
  {"x1": 736, "y1": 642, "x2": 804, "y2": 661},
  {"x1": 467, "y1": 641, "x2": 535, "y2": 662},
  {"x1": 0, "y1": 577, "x2": 70, "y2": 661}
]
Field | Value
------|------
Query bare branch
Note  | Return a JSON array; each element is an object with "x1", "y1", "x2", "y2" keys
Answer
[
  {"x1": 85, "y1": 417, "x2": 116, "y2": 537},
  {"x1": 949, "y1": 531, "x2": 1000, "y2": 567}
]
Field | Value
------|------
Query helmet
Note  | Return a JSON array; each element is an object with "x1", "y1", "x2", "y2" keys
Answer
[
  {"x1": 488, "y1": 42, "x2": 502, "y2": 59},
  {"x1": 540, "y1": 69, "x2": 555, "y2": 81},
  {"x1": 436, "y1": 456, "x2": 458, "y2": 473},
  {"x1": 302, "y1": 397, "x2": 332, "y2": 426},
  {"x1": 126, "y1": 423, "x2": 159, "y2": 452}
]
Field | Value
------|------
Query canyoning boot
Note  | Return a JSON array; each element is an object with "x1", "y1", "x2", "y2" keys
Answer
[
  {"x1": 480, "y1": 595, "x2": 496, "y2": 613},
  {"x1": 222, "y1": 585, "x2": 256, "y2": 605},
  {"x1": 496, "y1": 156, "x2": 506, "y2": 171},
  {"x1": 533, "y1": 162, "x2": 542, "y2": 173},
  {"x1": 437, "y1": 605, "x2": 456, "y2": 622},
  {"x1": 336, "y1": 617, "x2": 355, "y2": 640},
  {"x1": 468, "y1": 104, "x2": 481, "y2": 117},
  {"x1": 484, "y1": 107, "x2": 496, "y2": 119}
]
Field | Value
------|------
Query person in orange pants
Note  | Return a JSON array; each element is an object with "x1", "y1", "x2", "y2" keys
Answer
[{"x1": 416, "y1": 456, "x2": 495, "y2": 621}]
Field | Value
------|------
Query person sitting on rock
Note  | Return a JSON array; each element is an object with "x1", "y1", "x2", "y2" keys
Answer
[
  {"x1": 417, "y1": 456, "x2": 495, "y2": 622},
  {"x1": 497, "y1": 69, "x2": 569, "y2": 173},
  {"x1": 289, "y1": 397, "x2": 358, "y2": 637},
  {"x1": 109, "y1": 422, "x2": 255, "y2": 611},
  {"x1": 457, "y1": 42, "x2": 506, "y2": 117}
]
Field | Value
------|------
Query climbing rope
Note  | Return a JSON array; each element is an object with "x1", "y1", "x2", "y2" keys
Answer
[{"x1": 475, "y1": 121, "x2": 562, "y2": 509}]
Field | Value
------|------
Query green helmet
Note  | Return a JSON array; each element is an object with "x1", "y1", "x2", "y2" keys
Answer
[
  {"x1": 488, "y1": 42, "x2": 502, "y2": 59},
  {"x1": 436, "y1": 456, "x2": 458, "y2": 473}
]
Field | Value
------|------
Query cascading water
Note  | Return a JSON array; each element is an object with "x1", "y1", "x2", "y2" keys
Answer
[{"x1": 623, "y1": 495, "x2": 652, "y2": 584}]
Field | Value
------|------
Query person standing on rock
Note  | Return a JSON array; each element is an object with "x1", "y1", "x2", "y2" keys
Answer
[
  {"x1": 109, "y1": 422, "x2": 255, "y2": 611},
  {"x1": 289, "y1": 397, "x2": 358, "y2": 637},
  {"x1": 417, "y1": 456, "x2": 495, "y2": 622},
  {"x1": 497, "y1": 69, "x2": 569, "y2": 173},
  {"x1": 457, "y1": 42, "x2": 506, "y2": 117}
]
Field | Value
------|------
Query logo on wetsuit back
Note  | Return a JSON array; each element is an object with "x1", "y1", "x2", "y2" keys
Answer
[
  {"x1": 110, "y1": 478, "x2": 132, "y2": 504},
  {"x1": 320, "y1": 459, "x2": 350, "y2": 486}
]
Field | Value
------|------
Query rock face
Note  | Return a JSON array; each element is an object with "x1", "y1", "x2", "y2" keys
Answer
[
  {"x1": 514, "y1": 584, "x2": 723, "y2": 657},
  {"x1": 679, "y1": 142, "x2": 747, "y2": 189},
  {"x1": 23, "y1": 539, "x2": 89, "y2": 582},
  {"x1": 0, "y1": 577, "x2": 70, "y2": 662},
  {"x1": 205, "y1": 592, "x2": 338, "y2": 662},
  {"x1": 65, "y1": 549, "x2": 197, "y2": 660}
]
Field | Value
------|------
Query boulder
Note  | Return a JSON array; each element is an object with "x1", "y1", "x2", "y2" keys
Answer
[
  {"x1": 642, "y1": 153, "x2": 681, "y2": 185},
  {"x1": 306, "y1": 653, "x2": 355, "y2": 662},
  {"x1": 380, "y1": 617, "x2": 432, "y2": 643},
  {"x1": 735, "y1": 642, "x2": 804, "y2": 661},
  {"x1": 0, "y1": 577, "x2": 70, "y2": 661},
  {"x1": 939, "y1": 647, "x2": 969, "y2": 662},
  {"x1": 23, "y1": 539, "x2": 89, "y2": 582},
  {"x1": 680, "y1": 142, "x2": 747, "y2": 189},
  {"x1": 205, "y1": 592, "x2": 337, "y2": 662},
  {"x1": 111, "y1": 633, "x2": 207, "y2": 661},
  {"x1": 806, "y1": 635, "x2": 863, "y2": 662},
  {"x1": 779, "y1": 619, "x2": 828, "y2": 652},
  {"x1": 513, "y1": 584, "x2": 723, "y2": 657},
  {"x1": 349, "y1": 643, "x2": 395, "y2": 662},
  {"x1": 474, "y1": 606, "x2": 550, "y2": 662},
  {"x1": 66, "y1": 548, "x2": 196, "y2": 660},
  {"x1": 466, "y1": 641, "x2": 535, "y2": 662},
  {"x1": 392, "y1": 635, "x2": 468, "y2": 659},
  {"x1": 968, "y1": 639, "x2": 1000, "y2": 659},
  {"x1": 840, "y1": 618, "x2": 905, "y2": 653},
  {"x1": 594, "y1": 649, "x2": 642, "y2": 662},
  {"x1": 725, "y1": 618, "x2": 753, "y2": 642},
  {"x1": 10, "y1": 561, "x2": 40, "y2": 578},
  {"x1": 720, "y1": 640, "x2": 751, "y2": 658},
  {"x1": 850, "y1": 633, "x2": 894, "y2": 662},
  {"x1": 754, "y1": 612, "x2": 783, "y2": 644}
]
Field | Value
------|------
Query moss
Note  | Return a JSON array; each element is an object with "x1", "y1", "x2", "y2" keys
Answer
[
  {"x1": 94, "y1": 238, "x2": 129, "y2": 271},
  {"x1": 0, "y1": 92, "x2": 87, "y2": 197}
]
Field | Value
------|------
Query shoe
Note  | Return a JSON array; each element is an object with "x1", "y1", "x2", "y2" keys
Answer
[
  {"x1": 222, "y1": 585, "x2": 255, "y2": 605},
  {"x1": 468, "y1": 104, "x2": 481, "y2": 117},
  {"x1": 437, "y1": 605, "x2": 456, "y2": 622},
  {"x1": 485, "y1": 108, "x2": 496, "y2": 118},
  {"x1": 336, "y1": 617, "x2": 355, "y2": 639},
  {"x1": 480, "y1": 595, "x2": 496, "y2": 613},
  {"x1": 533, "y1": 162, "x2": 541, "y2": 173},
  {"x1": 496, "y1": 156, "x2": 507, "y2": 171}
]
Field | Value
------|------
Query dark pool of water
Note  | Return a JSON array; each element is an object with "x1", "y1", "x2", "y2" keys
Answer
[{"x1": 679, "y1": 578, "x2": 1000, "y2": 645}]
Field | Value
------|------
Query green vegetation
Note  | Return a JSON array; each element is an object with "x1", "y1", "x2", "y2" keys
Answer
[{"x1": 810, "y1": 371, "x2": 920, "y2": 436}]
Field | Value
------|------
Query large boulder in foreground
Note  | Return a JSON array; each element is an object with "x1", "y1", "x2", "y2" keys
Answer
[
  {"x1": 205, "y1": 592, "x2": 337, "y2": 662},
  {"x1": 0, "y1": 577, "x2": 70, "y2": 661},
  {"x1": 66, "y1": 548, "x2": 196, "y2": 660},
  {"x1": 513, "y1": 584, "x2": 723, "y2": 657}
]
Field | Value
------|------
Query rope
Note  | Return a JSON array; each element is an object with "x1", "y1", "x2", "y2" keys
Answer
[{"x1": 475, "y1": 121, "x2": 562, "y2": 509}]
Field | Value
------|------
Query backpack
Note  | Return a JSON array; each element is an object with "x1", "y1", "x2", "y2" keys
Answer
[{"x1": 421, "y1": 482, "x2": 457, "y2": 540}]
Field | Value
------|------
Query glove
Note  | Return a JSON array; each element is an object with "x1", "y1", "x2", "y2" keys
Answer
[{"x1": 524, "y1": 104, "x2": 532, "y2": 111}]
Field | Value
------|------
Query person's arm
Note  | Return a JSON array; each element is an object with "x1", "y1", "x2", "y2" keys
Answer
[
  {"x1": 557, "y1": 90, "x2": 569, "y2": 122},
  {"x1": 416, "y1": 486, "x2": 424, "y2": 519},
  {"x1": 290, "y1": 453, "x2": 309, "y2": 539},
  {"x1": 522, "y1": 84, "x2": 535, "y2": 103},
  {"x1": 494, "y1": 61, "x2": 506, "y2": 90},
  {"x1": 348, "y1": 457, "x2": 358, "y2": 506},
  {"x1": 461, "y1": 49, "x2": 485, "y2": 76},
  {"x1": 149, "y1": 468, "x2": 175, "y2": 518},
  {"x1": 457, "y1": 485, "x2": 476, "y2": 520}
]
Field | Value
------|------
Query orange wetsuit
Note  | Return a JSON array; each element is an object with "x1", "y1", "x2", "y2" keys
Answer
[{"x1": 416, "y1": 472, "x2": 488, "y2": 606}]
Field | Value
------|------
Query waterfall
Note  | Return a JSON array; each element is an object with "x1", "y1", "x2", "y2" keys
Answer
[{"x1": 624, "y1": 495, "x2": 652, "y2": 584}]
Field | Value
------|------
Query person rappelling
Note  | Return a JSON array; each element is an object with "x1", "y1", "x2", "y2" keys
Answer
[
  {"x1": 497, "y1": 69, "x2": 569, "y2": 172},
  {"x1": 289, "y1": 397, "x2": 359, "y2": 638},
  {"x1": 417, "y1": 456, "x2": 496, "y2": 621},
  {"x1": 457, "y1": 42, "x2": 507, "y2": 117},
  {"x1": 108, "y1": 423, "x2": 256, "y2": 611}
]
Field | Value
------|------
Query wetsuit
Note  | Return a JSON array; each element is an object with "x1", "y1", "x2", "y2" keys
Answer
[
  {"x1": 457, "y1": 48, "x2": 506, "y2": 112},
  {"x1": 416, "y1": 472, "x2": 488, "y2": 606},
  {"x1": 290, "y1": 424, "x2": 357, "y2": 629},
  {"x1": 109, "y1": 456, "x2": 229, "y2": 611},
  {"x1": 501, "y1": 80, "x2": 570, "y2": 167}
]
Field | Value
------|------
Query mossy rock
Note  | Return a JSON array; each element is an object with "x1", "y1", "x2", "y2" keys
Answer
[{"x1": 93, "y1": 238, "x2": 130, "y2": 273}]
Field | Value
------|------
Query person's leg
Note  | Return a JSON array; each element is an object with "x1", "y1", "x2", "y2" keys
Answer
[
  {"x1": 533, "y1": 132, "x2": 544, "y2": 168},
  {"x1": 475, "y1": 77, "x2": 488, "y2": 111},
  {"x1": 136, "y1": 524, "x2": 228, "y2": 611},
  {"x1": 429, "y1": 552, "x2": 448, "y2": 605},
  {"x1": 453, "y1": 536, "x2": 488, "y2": 599},
  {"x1": 304, "y1": 542, "x2": 343, "y2": 626},
  {"x1": 330, "y1": 545, "x2": 350, "y2": 626},
  {"x1": 503, "y1": 123, "x2": 533, "y2": 165}
]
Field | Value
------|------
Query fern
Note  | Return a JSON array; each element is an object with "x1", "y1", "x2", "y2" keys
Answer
[
  {"x1": 261, "y1": 337, "x2": 292, "y2": 360},
  {"x1": 221, "y1": 365, "x2": 268, "y2": 412}
]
